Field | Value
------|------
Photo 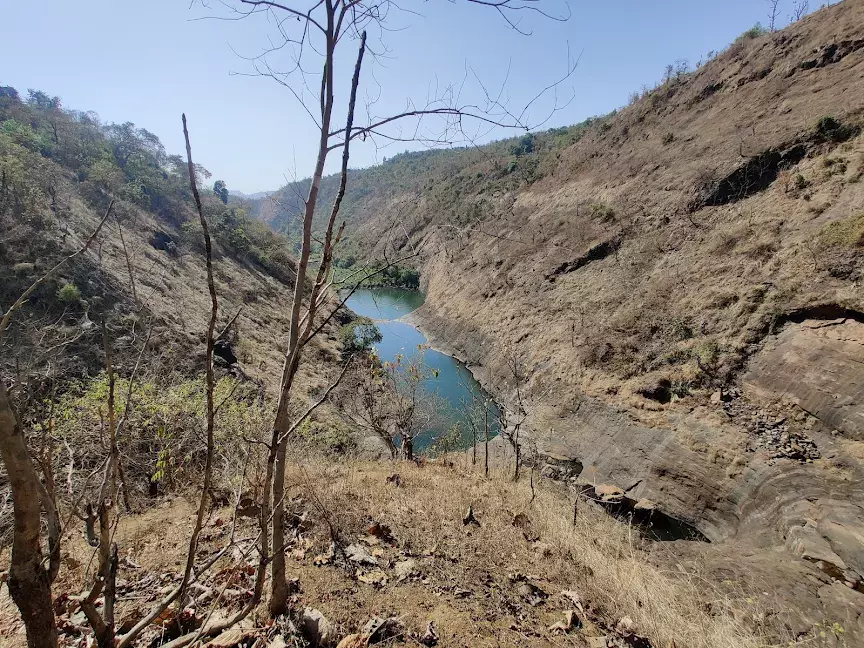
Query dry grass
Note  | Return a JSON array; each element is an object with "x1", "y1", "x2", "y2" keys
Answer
[{"x1": 278, "y1": 455, "x2": 767, "y2": 648}]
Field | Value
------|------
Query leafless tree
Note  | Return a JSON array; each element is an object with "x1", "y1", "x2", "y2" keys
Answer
[
  {"x1": 498, "y1": 349, "x2": 529, "y2": 481},
  {"x1": 210, "y1": 0, "x2": 575, "y2": 617},
  {"x1": 792, "y1": 0, "x2": 809, "y2": 21},
  {"x1": 767, "y1": 0, "x2": 782, "y2": 31},
  {"x1": 0, "y1": 202, "x2": 112, "y2": 648}
]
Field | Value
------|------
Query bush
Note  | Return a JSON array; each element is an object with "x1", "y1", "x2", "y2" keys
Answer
[
  {"x1": 587, "y1": 202, "x2": 616, "y2": 223},
  {"x1": 662, "y1": 132, "x2": 675, "y2": 145},
  {"x1": 816, "y1": 115, "x2": 856, "y2": 143},
  {"x1": 820, "y1": 213, "x2": 864, "y2": 247},
  {"x1": 56, "y1": 282, "x2": 81, "y2": 304},
  {"x1": 340, "y1": 316, "x2": 382, "y2": 356},
  {"x1": 737, "y1": 23, "x2": 767, "y2": 41}
]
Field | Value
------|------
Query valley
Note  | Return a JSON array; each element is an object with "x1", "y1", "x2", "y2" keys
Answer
[{"x1": 2, "y1": 1, "x2": 864, "y2": 647}]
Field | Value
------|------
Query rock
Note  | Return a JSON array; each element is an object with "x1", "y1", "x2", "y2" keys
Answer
[
  {"x1": 336, "y1": 634, "x2": 367, "y2": 648},
  {"x1": 710, "y1": 390, "x2": 724, "y2": 404},
  {"x1": 420, "y1": 621, "x2": 439, "y2": 646},
  {"x1": 633, "y1": 498, "x2": 656, "y2": 511},
  {"x1": 548, "y1": 610, "x2": 579, "y2": 634},
  {"x1": 785, "y1": 524, "x2": 848, "y2": 578},
  {"x1": 586, "y1": 637, "x2": 608, "y2": 648},
  {"x1": 594, "y1": 484, "x2": 624, "y2": 503},
  {"x1": 346, "y1": 543, "x2": 378, "y2": 566},
  {"x1": 394, "y1": 558, "x2": 418, "y2": 582},
  {"x1": 301, "y1": 608, "x2": 338, "y2": 647}
]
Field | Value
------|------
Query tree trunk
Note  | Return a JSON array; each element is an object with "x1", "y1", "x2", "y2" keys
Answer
[
  {"x1": 0, "y1": 386, "x2": 58, "y2": 648},
  {"x1": 484, "y1": 408, "x2": 489, "y2": 478},
  {"x1": 268, "y1": 399, "x2": 292, "y2": 617},
  {"x1": 402, "y1": 434, "x2": 414, "y2": 462}
]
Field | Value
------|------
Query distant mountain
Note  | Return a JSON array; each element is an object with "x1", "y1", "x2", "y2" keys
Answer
[{"x1": 231, "y1": 189, "x2": 275, "y2": 200}]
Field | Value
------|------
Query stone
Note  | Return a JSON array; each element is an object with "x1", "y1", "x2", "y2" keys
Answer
[
  {"x1": 594, "y1": 484, "x2": 624, "y2": 503},
  {"x1": 394, "y1": 558, "x2": 418, "y2": 582},
  {"x1": 301, "y1": 608, "x2": 338, "y2": 648},
  {"x1": 345, "y1": 543, "x2": 378, "y2": 566}
]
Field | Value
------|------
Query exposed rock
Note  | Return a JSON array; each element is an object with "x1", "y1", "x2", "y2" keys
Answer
[
  {"x1": 745, "y1": 317, "x2": 864, "y2": 441},
  {"x1": 345, "y1": 543, "x2": 378, "y2": 566},
  {"x1": 301, "y1": 608, "x2": 338, "y2": 648},
  {"x1": 419, "y1": 621, "x2": 439, "y2": 646},
  {"x1": 594, "y1": 484, "x2": 625, "y2": 503}
]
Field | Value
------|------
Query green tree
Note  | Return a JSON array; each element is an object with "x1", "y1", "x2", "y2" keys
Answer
[{"x1": 213, "y1": 179, "x2": 229, "y2": 204}]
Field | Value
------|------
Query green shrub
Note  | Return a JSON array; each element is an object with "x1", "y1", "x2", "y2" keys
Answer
[
  {"x1": 737, "y1": 23, "x2": 767, "y2": 42},
  {"x1": 340, "y1": 316, "x2": 382, "y2": 356},
  {"x1": 56, "y1": 282, "x2": 81, "y2": 303}
]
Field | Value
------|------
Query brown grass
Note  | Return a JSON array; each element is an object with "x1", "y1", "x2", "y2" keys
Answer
[{"x1": 277, "y1": 455, "x2": 767, "y2": 648}]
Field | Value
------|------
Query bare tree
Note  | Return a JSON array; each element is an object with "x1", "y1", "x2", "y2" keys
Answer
[
  {"x1": 0, "y1": 202, "x2": 113, "y2": 648},
  {"x1": 767, "y1": 0, "x2": 782, "y2": 31},
  {"x1": 792, "y1": 0, "x2": 809, "y2": 21},
  {"x1": 498, "y1": 349, "x2": 529, "y2": 481},
  {"x1": 208, "y1": 0, "x2": 574, "y2": 618}
]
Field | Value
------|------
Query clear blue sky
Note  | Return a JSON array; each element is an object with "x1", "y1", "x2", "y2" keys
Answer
[{"x1": 1, "y1": 0, "x2": 797, "y2": 194}]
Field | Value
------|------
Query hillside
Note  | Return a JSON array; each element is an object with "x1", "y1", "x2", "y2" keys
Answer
[
  {"x1": 3, "y1": 3, "x2": 864, "y2": 647},
  {"x1": 252, "y1": 1, "x2": 864, "y2": 642}
]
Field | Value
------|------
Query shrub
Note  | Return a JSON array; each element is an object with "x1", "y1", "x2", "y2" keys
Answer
[
  {"x1": 737, "y1": 23, "x2": 767, "y2": 42},
  {"x1": 587, "y1": 201, "x2": 616, "y2": 223},
  {"x1": 340, "y1": 316, "x2": 382, "y2": 356},
  {"x1": 56, "y1": 282, "x2": 81, "y2": 303},
  {"x1": 820, "y1": 213, "x2": 864, "y2": 247},
  {"x1": 816, "y1": 116, "x2": 856, "y2": 143},
  {"x1": 662, "y1": 132, "x2": 675, "y2": 145}
]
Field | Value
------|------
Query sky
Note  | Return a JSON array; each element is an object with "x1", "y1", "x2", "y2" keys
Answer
[{"x1": 1, "y1": 0, "x2": 802, "y2": 194}]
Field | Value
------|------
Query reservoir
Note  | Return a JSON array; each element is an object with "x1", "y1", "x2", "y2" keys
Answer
[{"x1": 345, "y1": 287, "x2": 499, "y2": 452}]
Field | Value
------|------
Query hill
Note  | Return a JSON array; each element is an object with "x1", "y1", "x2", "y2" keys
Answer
[{"x1": 252, "y1": 1, "x2": 864, "y2": 642}]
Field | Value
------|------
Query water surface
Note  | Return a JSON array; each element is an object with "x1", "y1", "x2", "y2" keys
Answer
[{"x1": 345, "y1": 288, "x2": 499, "y2": 452}]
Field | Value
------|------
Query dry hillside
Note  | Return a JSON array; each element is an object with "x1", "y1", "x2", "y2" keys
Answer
[{"x1": 253, "y1": 1, "x2": 864, "y2": 643}]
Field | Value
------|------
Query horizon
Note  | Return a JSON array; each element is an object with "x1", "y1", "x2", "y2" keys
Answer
[{"x1": 2, "y1": 1, "x2": 810, "y2": 194}]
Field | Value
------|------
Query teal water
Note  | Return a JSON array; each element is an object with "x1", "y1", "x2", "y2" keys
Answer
[{"x1": 345, "y1": 288, "x2": 499, "y2": 452}]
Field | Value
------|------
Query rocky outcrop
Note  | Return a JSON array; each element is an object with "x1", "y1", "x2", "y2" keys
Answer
[{"x1": 744, "y1": 316, "x2": 864, "y2": 441}]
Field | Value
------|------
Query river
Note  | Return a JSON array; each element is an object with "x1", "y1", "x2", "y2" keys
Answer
[{"x1": 344, "y1": 287, "x2": 500, "y2": 452}]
